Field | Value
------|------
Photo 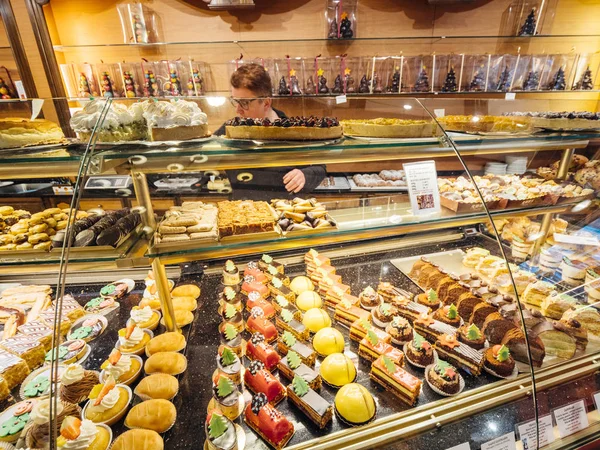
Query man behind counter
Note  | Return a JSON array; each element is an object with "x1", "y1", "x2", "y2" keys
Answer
[{"x1": 214, "y1": 64, "x2": 326, "y2": 200}]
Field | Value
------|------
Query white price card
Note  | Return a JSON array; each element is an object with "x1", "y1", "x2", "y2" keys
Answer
[
  {"x1": 481, "y1": 431, "x2": 517, "y2": 450},
  {"x1": 335, "y1": 94, "x2": 347, "y2": 104},
  {"x1": 14, "y1": 80, "x2": 26, "y2": 99},
  {"x1": 434, "y1": 108, "x2": 445, "y2": 118},
  {"x1": 553, "y1": 233, "x2": 600, "y2": 247},
  {"x1": 403, "y1": 161, "x2": 441, "y2": 217},
  {"x1": 553, "y1": 400, "x2": 589, "y2": 438},
  {"x1": 445, "y1": 443, "x2": 470, "y2": 450},
  {"x1": 517, "y1": 415, "x2": 555, "y2": 448},
  {"x1": 31, "y1": 99, "x2": 44, "y2": 120},
  {"x1": 505, "y1": 92, "x2": 516, "y2": 100},
  {"x1": 592, "y1": 391, "x2": 600, "y2": 411}
]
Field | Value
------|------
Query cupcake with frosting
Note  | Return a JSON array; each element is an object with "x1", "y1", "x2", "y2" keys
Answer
[
  {"x1": 25, "y1": 398, "x2": 81, "y2": 449},
  {"x1": 128, "y1": 306, "x2": 160, "y2": 331},
  {"x1": 60, "y1": 363, "x2": 100, "y2": 405}
]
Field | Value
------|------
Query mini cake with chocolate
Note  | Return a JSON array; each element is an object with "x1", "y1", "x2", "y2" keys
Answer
[
  {"x1": 484, "y1": 344, "x2": 515, "y2": 377},
  {"x1": 287, "y1": 375, "x2": 332, "y2": 429},
  {"x1": 244, "y1": 360, "x2": 286, "y2": 405},
  {"x1": 385, "y1": 316, "x2": 413, "y2": 346},
  {"x1": 277, "y1": 350, "x2": 321, "y2": 390},
  {"x1": 433, "y1": 304, "x2": 461, "y2": 327},
  {"x1": 359, "y1": 286, "x2": 382, "y2": 311},
  {"x1": 216, "y1": 347, "x2": 242, "y2": 386},
  {"x1": 372, "y1": 302, "x2": 397, "y2": 328},
  {"x1": 220, "y1": 286, "x2": 242, "y2": 311},
  {"x1": 277, "y1": 331, "x2": 316, "y2": 367},
  {"x1": 246, "y1": 292, "x2": 275, "y2": 319},
  {"x1": 220, "y1": 303, "x2": 244, "y2": 333},
  {"x1": 222, "y1": 260, "x2": 240, "y2": 286},
  {"x1": 219, "y1": 322, "x2": 243, "y2": 356},
  {"x1": 427, "y1": 360, "x2": 460, "y2": 395},
  {"x1": 434, "y1": 334, "x2": 484, "y2": 376},
  {"x1": 244, "y1": 393, "x2": 294, "y2": 450},
  {"x1": 560, "y1": 258, "x2": 587, "y2": 286},
  {"x1": 405, "y1": 332, "x2": 434, "y2": 366},
  {"x1": 458, "y1": 323, "x2": 486, "y2": 350}
]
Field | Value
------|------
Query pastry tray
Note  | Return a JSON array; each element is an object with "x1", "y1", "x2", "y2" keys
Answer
[
  {"x1": 314, "y1": 176, "x2": 351, "y2": 191},
  {"x1": 347, "y1": 177, "x2": 408, "y2": 192},
  {"x1": 218, "y1": 137, "x2": 344, "y2": 149}
]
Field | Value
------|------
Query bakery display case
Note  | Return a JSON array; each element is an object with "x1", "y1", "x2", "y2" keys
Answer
[{"x1": 1, "y1": 93, "x2": 600, "y2": 450}]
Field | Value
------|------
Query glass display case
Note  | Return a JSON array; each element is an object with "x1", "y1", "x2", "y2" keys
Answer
[{"x1": 0, "y1": 95, "x2": 599, "y2": 450}]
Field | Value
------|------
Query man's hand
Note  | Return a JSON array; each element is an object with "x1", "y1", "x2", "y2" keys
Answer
[{"x1": 283, "y1": 169, "x2": 305, "y2": 194}]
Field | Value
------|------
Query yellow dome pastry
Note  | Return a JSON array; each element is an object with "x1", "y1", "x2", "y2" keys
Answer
[
  {"x1": 302, "y1": 308, "x2": 331, "y2": 333},
  {"x1": 313, "y1": 327, "x2": 345, "y2": 357},
  {"x1": 124, "y1": 399, "x2": 176, "y2": 433},
  {"x1": 334, "y1": 383, "x2": 376, "y2": 426},
  {"x1": 290, "y1": 276, "x2": 314, "y2": 295},
  {"x1": 144, "y1": 352, "x2": 188, "y2": 375},
  {"x1": 84, "y1": 377, "x2": 131, "y2": 426},
  {"x1": 296, "y1": 291, "x2": 323, "y2": 311},
  {"x1": 145, "y1": 332, "x2": 187, "y2": 357},
  {"x1": 320, "y1": 353, "x2": 356, "y2": 388},
  {"x1": 160, "y1": 309, "x2": 194, "y2": 328},
  {"x1": 111, "y1": 429, "x2": 164, "y2": 450},
  {"x1": 129, "y1": 306, "x2": 161, "y2": 331},
  {"x1": 117, "y1": 324, "x2": 151, "y2": 356},
  {"x1": 134, "y1": 373, "x2": 179, "y2": 401},
  {"x1": 172, "y1": 296, "x2": 198, "y2": 312},
  {"x1": 171, "y1": 284, "x2": 200, "y2": 299}
]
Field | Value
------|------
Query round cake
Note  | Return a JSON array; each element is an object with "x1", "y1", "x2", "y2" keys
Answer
[
  {"x1": 433, "y1": 304, "x2": 461, "y2": 327},
  {"x1": 225, "y1": 116, "x2": 342, "y2": 141},
  {"x1": 416, "y1": 289, "x2": 441, "y2": 312},
  {"x1": 289, "y1": 276, "x2": 314, "y2": 295},
  {"x1": 296, "y1": 291, "x2": 323, "y2": 312},
  {"x1": 458, "y1": 323, "x2": 486, "y2": 350},
  {"x1": 334, "y1": 383, "x2": 376, "y2": 426},
  {"x1": 484, "y1": 345, "x2": 515, "y2": 377},
  {"x1": 427, "y1": 360, "x2": 460, "y2": 395},
  {"x1": 405, "y1": 333, "x2": 434, "y2": 366},
  {"x1": 340, "y1": 118, "x2": 435, "y2": 138},
  {"x1": 358, "y1": 286, "x2": 381, "y2": 311},
  {"x1": 320, "y1": 353, "x2": 356, "y2": 388},
  {"x1": 312, "y1": 327, "x2": 345, "y2": 357},
  {"x1": 386, "y1": 317, "x2": 413, "y2": 346},
  {"x1": 302, "y1": 308, "x2": 331, "y2": 333}
]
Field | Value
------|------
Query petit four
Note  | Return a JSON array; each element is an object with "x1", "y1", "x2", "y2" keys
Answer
[
  {"x1": 246, "y1": 333, "x2": 281, "y2": 371},
  {"x1": 144, "y1": 352, "x2": 188, "y2": 376},
  {"x1": 349, "y1": 318, "x2": 391, "y2": 343},
  {"x1": 484, "y1": 345, "x2": 515, "y2": 378},
  {"x1": 0, "y1": 334, "x2": 45, "y2": 370},
  {"x1": 278, "y1": 350, "x2": 321, "y2": 390},
  {"x1": 145, "y1": 332, "x2": 186, "y2": 357},
  {"x1": 247, "y1": 308, "x2": 278, "y2": 343},
  {"x1": 391, "y1": 296, "x2": 432, "y2": 323},
  {"x1": 45, "y1": 339, "x2": 88, "y2": 365},
  {"x1": 275, "y1": 307, "x2": 309, "y2": 341},
  {"x1": 277, "y1": 331, "x2": 316, "y2": 367},
  {"x1": 212, "y1": 375, "x2": 243, "y2": 421},
  {"x1": 117, "y1": 324, "x2": 151, "y2": 355},
  {"x1": 370, "y1": 355, "x2": 422, "y2": 406},
  {"x1": 269, "y1": 277, "x2": 295, "y2": 303},
  {"x1": 0, "y1": 400, "x2": 36, "y2": 443},
  {"x1": 334, "y1": 383, "x2": 376, "y2": 426},
  {"x1": 305, "y1": 249, "x2": 330, "y2": 272},
  {"x1": 245, "y1": 393, "x2": 294, "y2": 450},
  {"x1": 206, "y1": 412, "x2": 237, "y2": 450},
  {"x1": 287, "y1": 375, "x2": 332, "y2": 429},
  {"x1": 312, "y1": 327, "x2": 345, "y2": 357},
  {"x1": 265, "y1": 265, "x2": 290, "y2": 286},
  {"x1": 111, "y1": 429, "x2": 164, "y2": 450},
  {"x1": 458, "y1": 324, "x2": 486, "y2": 350},
  {"x1": 302, "y1": 308, "x2": 331, "y2": 333},
  {"x1": 416, "y1": 289, "x2": 441, "y2": 312},
  {"x1": 241, "y1": 275, "x2": 269, "y2": 298},
  {"x1": 359, "y1": 286, "x2": 382, "y2": 311},
  {"x1": 216, "y1": 347, "x2": 242, "y2": 385},
  {"x1": 222, "y1": 260, "x2": 240, "y2": 286},
  {"x1": 359, "y1": 329, "x2": 404, "y2": 365},
  {"x1": 372, "y1": 302, "x2": 397, "y2": 328},
  {"x1": 405, "y1": 332, "x2": 434, "y2": 367},
  {"x1": 220, "y1": 286, "x2": 242, "y2": 311},
  {"x1": 562, "y1": 307, "x2": 600, "y2": 337},
  {"x1": 60, "y1": 363, "x2": 100, "y2": 404},
  {"x1": 244, "y1": 360, "x2": 286, "y2": 404},
  {"x1": 272, "y1": 294, "x2": 297, "y2": 316},
  {"x1": 84, "y1": 296, "x2": 117, "y2": 315},
  {"x1": 386, "y1": 316, "x2": 413, "y2": 346},
  {"x1": 84, "y1": 377, "x2": 131, "y2": 425},
  {"x1": 100, "y1": 349, "x2": 142, "y2": 386},
  {"x1": 290, "y1": 276, "x2": 314, "y2": 295},
  {"x1": 67, "y1": 316, "x2": 107, "y2": 343},
  {"x1": 124, "y1": 399, "x2": 177, "y2": 433},
  {"x1": 58, "y1": 417, "x2": 111, "y2": 450},
  {"x1": 246, "y1": 292, "x2": 275, "y2": 319},
  {"x1": 244, "y1": 261, "x2": 268, "y2": 284},
  {"x1": 434, "y1": 304, "x2": 461, "y2": 327},
  {"x1": 220, "y1": 303, "x2": 245, "y2": 333},
  {"x1": 134, "y1": 373, "x2": 179, "y2": 401},
  {"x1": 325, "y1": 288, "x2": 357, "y2": 310},
  {"x1": 334, "y1": 298, "x2": 371, "y2": 327},
  {"x1": 320, "y1": 353, "x2": 356, "y2": 388},
  {"x1": 296, "y1": 291, "x2": 323, "y2": 311},
  {"x1": 522, "y1": 280, "x2": 555, "y2": 307},
  {"x1": 0, "y1": 350, "x2": 30, "y2": 389},
  {"x1": 427, "y1": 360, "x2": 461, "y2": 395},
  {"x1": 414, "y1": 313, "x2": 457, "y2": 344},
  {"x1": 128, "y1": 306, "x2": 161, "y2": 331},
  {"x1": 434, "y1": 334, "x2": 483, "y2": 375}
]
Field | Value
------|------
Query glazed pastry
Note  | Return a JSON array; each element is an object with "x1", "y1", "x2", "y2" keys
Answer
[
  {"x1": 312, "y1": 327, "x2": 345, "y2": 357},
  {"x1": 302, "y1": 308, "x2": 331, "y2": 333},
  {"x1": 135, "y1": 373, "x2": 179, "y2": 401},
  {"x1": 246, "y1": 308, "x2": 278, "y2": 343},
  {"x1": 246, "y1": 333, "x2": 280, "y2": 371},
  {"x1": 217, "y1": 347, "x2": 242, "y2": 386},
  {"x1": 0, "y1": 350, "x2": 30, "y2": 389},
  {"x1": 560, "y1": 258, "x2": 587, "y2": 286},
  {"x1": 101, "y1": 349, "x2": 142, "y2": 386},
  {"x1": 244, "y1": 360, "x2": 286, "y2": 404},
  {"x1": 414, "y1": 313, "x2": 457, "y2": 344},
  {"x1": 129, "y1": 306, "x2": 160, "y2": 331},
  {"x1": 277, "y1": 350, "x2": 321, "y2": 390},
  {"x1": 275, "y1": 308, "x2": 309, "y2": 342},
  {"x1": 290, "y1": 276, "x2": 314, "y2": 296},
  {"x1": 84, "y1": 296, "x2": 117, "y2": 314},
  {"x1": 334, "y1": 383, "x2": 376, "y2": 426},
  {"x1": 220, "y1": 303, "x2": 244, "y2": 333},
  {"x1": 84, "y1": 376, "x2": 131, "y2": 425},
  {"x1": 241, "y1": 275, "x2": 269, "y2": 298},
  {"x1": 416, "y1": 289, "x2": 441, "y2": 312},
  {"x1": 244, "y1": 393, "x2": 294, "y2": 450},
  {"x1": 372, "y1": 302, "x2": 397, "y2": 328},
  {"x1": 124, "y1": 399, "x2": 176, "y2": 433},
  {"x1": 358, "y1": 329, "x2": 404, "y2": 365},
  {"x1": 67, "y1": 316, "x2": 106, "y2": 343},
  {"x1": 427, "y1": 360, "x2": 461, "y2": 395},
  {"x1": 457, "y1": 324, "x2": 486, "y2": 350},
  {"x1": 434, "y1": 334, "x2": 483, "y2": 375},
  {"x1": 160, "y1": 309, "x2": 194, "y2": 328},
  {"x1": 0, "y1": 334, "x2": 45, "y2": 370},
  {"x1": 349, "y1": 318, "x2": 390, "y2": 343},
  {"x1": 60, "y1": 363, "x2": 100, "y2": 404},
  {"x1": 144, "y1": 352, "x2": 187, "y2": 375},
  {"x1": 57, "y1": 416, "x2": 111, "y2": 450},
  {"x1": 319, "y1": 353, "x2": 356, "y2": 388},
  {"x1": 171, "y1": 284, "x2": 201, "y2": 299},
  {"x1": 484, "y1": 345, "x2": 515, "y2": 377},
  {"x1": 246, "y1": 292, "x2": 275, "y2": 318},
  {"x1": 145, "y1": 332, "x2": 186, "y2": 357},
  {"x1": 334, "y1": 297, "x2": 371, "y2": 327},
  {"x1": 0, "y1": 400, "x2": 36, "y2": 443},
  {"x1": 222, "y1": 260, "x2": 240, "y2": 286},
  {"x1": 385, "y1": 316, "x2": 413, "y2": 346},
  {"x1": 46, "y1": 339, "x2": 88, "y2": 365},
  {"x1": 111, "y1": 429, "x2": 163, "y2": 450},
  {"x1": 118, "y1": 324, "x2": 151, "y2": 355},
  {"x1": 405, "y1": 332, "x2": 434, "y2": 367},
  {"x1": 206, "y1": 412, "x2": 237, "y2": 450},
  {"x1": 370, "y1": 355, "x2": 422, "y2": 406},
  {"x1": 296, "y1": 291, "x2": 323, "y2": 311},
  {"x1": 277, "y1": 331, "x2": 316, "y2": 367},
  {"x1": 433, "y1": 304, "x2": 461, "y2": 327},
  {"x1": 359, "y1": 286, "x2": 381, "y2": 311},
  {"x1": 287, "y1": 374, "x2": 333, "y2": 429}
]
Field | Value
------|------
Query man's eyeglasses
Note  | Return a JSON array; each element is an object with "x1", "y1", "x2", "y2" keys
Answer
[{"x1": 229, "y1": 97, "x2": 263, "y2": 110}]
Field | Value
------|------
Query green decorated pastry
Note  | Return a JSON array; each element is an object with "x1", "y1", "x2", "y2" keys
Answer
[{"x1": 23, "y1": 375, "x2": 49, "y2": 398}]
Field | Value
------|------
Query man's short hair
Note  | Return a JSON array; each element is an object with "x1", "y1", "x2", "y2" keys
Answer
[{"x1": 231, "y1": 63, "x2": 272, "y2": 98}]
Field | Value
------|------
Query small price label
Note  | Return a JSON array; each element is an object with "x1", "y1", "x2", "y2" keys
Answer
[
  {"x1": 553, "y1": 400, "x2": 589, "y2": 438},
  {"x1": 434, "y1": 108, "x2": 445, "y2": 118},
  {"x1": 517, "y1": 415, "x2": 554, "y2": 448},
  {"x1": 335, "y1": 95, "x2": 347, "y2": 104},
  {"x1": 553, "y1": 233, "x2": 600, "y2": 247},
  {"x1": 481, "y1": 431, "x2": 517, "y2": 450},
  {"x1": 505, "y1": 92, "x2": 516, "y2": 100}
]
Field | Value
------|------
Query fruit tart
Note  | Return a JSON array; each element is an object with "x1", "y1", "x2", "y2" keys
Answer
[
  {"x1": 117, "y1": 323, "x2": 152, "y2": 356},
  {"x1": 0, "y1": 400, "x2": 36, "y2": 443},
  {"x1": 100, "y1": 349, "x2": 142, "y2": 386},
  {"x1": 244, "y1": 393, "x2": 294, "y2": 450},
  {"x1": 45, "y1": 339, "x2": 89, "y2": 366},
  {"x1": 60, "y1": 363, "x2": 100, "y2": 404},
  {"x1": 83, "y1": 376, "x2": 131, "y2": 425},
  {"x1": 57, "y1": 416, "x2": 112, "y2": 450}
]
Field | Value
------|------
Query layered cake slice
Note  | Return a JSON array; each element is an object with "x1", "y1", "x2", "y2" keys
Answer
[
  {"x1": 334, "y1": 298, "x2": 370, "y2": 328},
  {"x1": 392, "y1": 296, "x2": 431, "y2": 324},
  {"x1": 244, "y1": 393, "x2": 294, "y2": 450},
  {"x1": 358, "y1": 330, "x2": 404, "y2": 366},
  {"x1": 277, "y1": 331, "x2": 316, "y2": 367},
  {"x1": 246, "y1": 333, "x2": 281, "y2": 371},
  {"x1": 287, "y1": 375, "x2": 332, "y2": 429},
  {"x1": 482, "y1": 312, "x2": 518, "y2": 345},
  {"x1": 349, "y1": 318, "x2": 390, "y2": 344},
  {"x1": 501, "y1": 328, "x2": 545, "y2": 367},
  {"x1": 434, "y1": 334, "x2": 484, "y2": 376},
  {"x1": 370, "y1": 355, "x2": 422, "y2": 406},
  {"x1": 277, "y1": 350, "x2": 321, "y2": 390},
  {"x1": 413, "y1": 313, "x2": 457, "y2": 344},
  {"x1": 275, "y1": 308, "x2": 309, "y2": 342}
]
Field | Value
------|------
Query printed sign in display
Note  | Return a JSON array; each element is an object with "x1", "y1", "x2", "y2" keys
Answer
[
  {"x1": 444, "y1": 442, "x2": 470, "y2": 450},
  {"x1": 591, "y1": 390, "x2": 600, "y2": 411},
  {"x1": 481, "y1": 431, "x2": 517, "y2": 450},
  {"x1": 553, "y1": 400, "x2": 589, "y2": 438},
  {"x1": 516, "y1": 415, "x2": 555, "y2": 448},
  {"x1": 403, "y1": 161, "x2": 441, "y2": 217}
]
